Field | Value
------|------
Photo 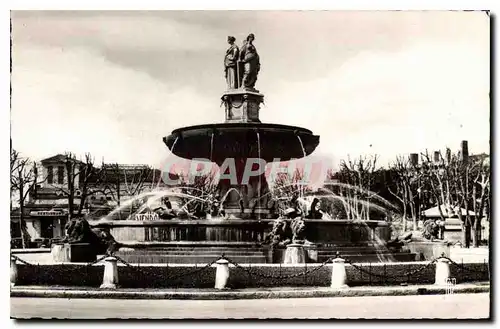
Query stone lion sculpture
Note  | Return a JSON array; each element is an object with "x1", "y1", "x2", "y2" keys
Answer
[
  {"x1": 264, "y1": 219, "x2": 291, "y2": 247},
  {"x1": 422, "y1": 219, "x2": 440, "y2": 241},
  {"x1": 264, "y1": 215, "x2": 309, "y2": 247},
  {"x1": 290, "y1": 217, "x2": 307, "y2": 243},
  {"x1": 61, "y1": 217, "x2": 121, "y2": 255}
]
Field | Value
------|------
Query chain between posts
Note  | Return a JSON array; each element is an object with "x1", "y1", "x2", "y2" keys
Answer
[
  {"x1": 87, "y1": 254, "x2": 109, "y2": 266},
  {"x1": 220, "y1": 255, "x2": 334, "y2": 280},
  {"x1": 437, "y1": 255, "x2": 489, "y2": 274},
  {"x1": 345, "y1": 258, "x2": 438, "y2": 280},
  {"x1": 10, "y1": 251, "x2": 489, "y2": 283},
  {"x1": 343, "y1": 253, "x2": 488, "y2": 282},
  {"x1": 112, "y1": 254, "x2": 219, "y2": 282}
]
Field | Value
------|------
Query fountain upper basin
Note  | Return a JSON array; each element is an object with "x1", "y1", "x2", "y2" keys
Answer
[{"x1": 163, "y1": 123, "x2": 319, "y2": 163}]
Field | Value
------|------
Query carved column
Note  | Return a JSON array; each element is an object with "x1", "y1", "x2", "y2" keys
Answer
[{"x1": 222, "y1": 90, "x2": 264, "y2": 123}]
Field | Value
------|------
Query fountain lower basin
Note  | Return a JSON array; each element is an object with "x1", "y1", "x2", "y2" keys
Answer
[
  {"x1": 88, "y1": 219, "x2": 415, "y2": 263},
  {"x1": 91, "y1": 219, "x2": 390, "y2": 244}
]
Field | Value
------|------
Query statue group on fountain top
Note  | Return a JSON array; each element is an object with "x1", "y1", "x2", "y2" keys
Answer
[{"x1": 224, "y1": 34, "x2": 261, "y2": 91}]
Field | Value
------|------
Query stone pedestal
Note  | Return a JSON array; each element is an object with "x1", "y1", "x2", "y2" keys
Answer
[
  {"x1": 406, "y1": 241, "x2": 450, "y2": 261},
  {"x1": 304, "y1": 244, "x2": 318, "y2": 262},
  {"x1": 51, "y1": 243, "x2": 97, "y2": 263},
  {"x1": 222, "y1": 89, "x2": 264, "y2": 123},
  {"x1": 284, "y1": 243, "x2": 306, "y2": 264}
]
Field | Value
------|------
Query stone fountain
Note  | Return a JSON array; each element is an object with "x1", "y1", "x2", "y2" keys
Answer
[
  {"x1": 163, "y1": 34, "x2": 319, "y2": 219},
  {"x1": 89, "y1": 34, "x2": 415, "y2": 264}
]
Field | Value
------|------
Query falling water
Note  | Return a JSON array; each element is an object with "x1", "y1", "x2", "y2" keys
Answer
[
  {"x1": 308, "y1": 194, "x2": 350, "y2": 219},
  {"x1": 158, "y1": 136, "x2": 179, "y2": 189},
  {"x1": 101, "y1": 190, "x2": 208, "y2": 220},
  {"x1": 137, "y1": 191, "x2": 207, "y2": 213},
  {"x1": 295, "y1": 134, "x2": 307, "y2": 200},
  {"x1": 104, "y1": 191, "x2": 159, "y2": 219},
  {"x1": 353, "y1": 219, "x2": 396, "y2": 262},
  {"x1": 258, "y1": 180, "x2": 397, "y2": 222},
  {"x1": 296, "y1": 134, "x2": 307, "y2": 157},
  {"x1": 256, "y1": 131, "x2": 261, "y2": 219},
  {"x1": 210, "y1": 132, "x2": 214, "y2": 162},
  {"x1": 175, "y1": 186, "x2": 213, "y2": 196},
  {"x1": 219, "y1": 187, "x2": 242, "y2": 205},
  {"x1": 321, "y1": 183, "x2": 399, "y2": 212}
]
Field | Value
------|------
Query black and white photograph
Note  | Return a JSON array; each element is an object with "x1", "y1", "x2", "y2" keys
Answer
[{"x1": 8, "y1": 9, "x2": 491, "y2": 319}]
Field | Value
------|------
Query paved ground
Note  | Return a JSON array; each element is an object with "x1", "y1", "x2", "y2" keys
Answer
[
  {"x1": 11, "y1": 293, "x2": 490, "y2": 319},
  {"x1": 10, "y1": 282, "x2": 490, "y2": 299}
]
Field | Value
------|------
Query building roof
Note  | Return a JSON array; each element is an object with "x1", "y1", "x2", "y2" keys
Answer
[
  {"x1": 40, "y1": 154, "x2": 83, "y2": 164},
  {"x1": 102, "y1": 164, "x2": 151, "y2": 170},
  {"x1": 422, "y1": 204, "x2": 476, "y2": 218}
]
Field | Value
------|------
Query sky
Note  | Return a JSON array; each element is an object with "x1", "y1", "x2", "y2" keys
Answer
[{"x1": 10, "y1": 10, "x2": 490, "y2": 168}]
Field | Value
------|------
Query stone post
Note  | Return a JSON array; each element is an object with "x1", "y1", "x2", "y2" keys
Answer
[
  {"x1": 330, "y1": 257, "x2": 349, "y2": 289},
  {"x1": 100, "y1": 256, "x2": 119, "y2": 289},
  {"x1": 434, "y1": 257, "x2": 451, "y2": 286},
  {"x1": 10, "y1": 256, "x2": 18, "y2": 288},
  {"x1": 215, "y1": 259, "x2": 230, "y2": 289},
  {"x1": 284, "y1": 243, "x2": 306, "y2": 264}
]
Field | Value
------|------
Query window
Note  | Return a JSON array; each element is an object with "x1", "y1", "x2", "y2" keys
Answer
[
  {"x1": 57, "y1": 166, "x2": 64, "y2": 184},
  {"x1": 47, "y1": 166, "x2": 53, "y2": 184}
]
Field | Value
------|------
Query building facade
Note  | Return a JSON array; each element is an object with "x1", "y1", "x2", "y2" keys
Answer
[{"x1": 14, "y1": 154, "x2": 165, "y2": 246}]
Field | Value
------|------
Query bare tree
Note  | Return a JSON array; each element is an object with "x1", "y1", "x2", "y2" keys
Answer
[
  {"x1": 122, "y1": 165, "x2": 155, "y2": 197},
  {"x1": 271, "y1": 168, "x2": 312, "y2": 216},
  {"x1": 470, "y1": 157, "x2": 489, "y2": 246},
  {"x1": 99, "y1": 164, "x2": 162, "y2": 220},
  {"x1": 102, "y1": 163, "x2": 122, "y2": 208},
  {"x1": 177, "y1": 169, "x2": 218, "y2": 215},
  {"x1": 387, "y1": 155, "x2": 421, "y2": 231},
  {"x1": 50, "y1": 152, "x2": 105, "y2": 219},
  {"x1": 334, "y1": 155, "x2": 380, "y2": 220},
  {"x1": 420, "y1": 150, "x2": 450, "y2": 223},
  {"x1": 10, "y1": 149, "x2": 39, "y2": 248},
  {"x1": 420, "y1": 150, "x2": 489, "y2": 247}
]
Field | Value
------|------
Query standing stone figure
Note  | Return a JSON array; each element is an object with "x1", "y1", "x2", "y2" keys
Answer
[
  {"x1": 239, "y1": 33, "x2": 260, "y2": 90},
  {"x1": 224, "y1": 36, "x2": 239, "y2": 90}
]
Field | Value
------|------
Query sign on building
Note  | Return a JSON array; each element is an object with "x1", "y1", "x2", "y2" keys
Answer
[
  {"x1": 30, "y1": 210, "x2": 67, "y2": 217},
  {"x1": 135, "y1": 212, "x2": 159, "y2": 221}
]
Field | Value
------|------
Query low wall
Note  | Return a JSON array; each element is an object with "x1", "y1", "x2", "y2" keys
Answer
[
  {"x1": 12, "y1": 248, "x2": 51, "y2": 254},
  {"x1": 450, "y1": 247, "x2": 489, "y2": 263},
  {"x1": 405, "y1": 243, "x2": 490, "y2": 263},
  {"x1": 406, "y1": 242, "x2": 450, "y2": 261},
  {"x1": 13, "y1": 260, "x2": 489, "y2": 289},
  {"x1": 11, "y1": 249, "x2": 53, "y2": 265}
]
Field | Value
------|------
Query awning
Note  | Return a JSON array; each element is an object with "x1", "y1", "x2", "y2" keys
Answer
[{"x1": 422, "y1": 204, "x2": 476, "y2": 218}]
